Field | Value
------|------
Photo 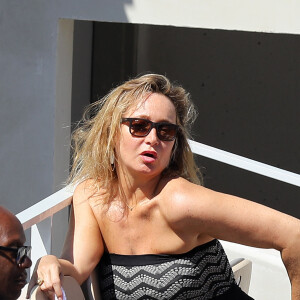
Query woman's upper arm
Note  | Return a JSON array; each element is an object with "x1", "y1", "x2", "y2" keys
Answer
[
  {"x1": 169, "y1": 180, "x2": 300, "y2": 251},
  {"x1": 61, "y1": 181, "x2": 104, "y2": 282}
]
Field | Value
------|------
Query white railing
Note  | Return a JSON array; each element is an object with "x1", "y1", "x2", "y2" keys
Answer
[
  {"x1": 17, "y1": 140, "x2": 300, "y2": 299},
  {"x1": 189, "y1": 141, "x2": 300, "y2": 187},
  {"x1": 17, "y1": 187, "x2": 73, "y2": 276}
]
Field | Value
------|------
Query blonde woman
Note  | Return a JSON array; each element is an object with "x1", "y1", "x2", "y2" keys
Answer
[{"x1": 28, "y1": 74, "x2": 300, "y2": 299}]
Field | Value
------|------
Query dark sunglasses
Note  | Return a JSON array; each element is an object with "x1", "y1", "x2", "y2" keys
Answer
[
  {"x1": 121, "y1": 118, "x2": 179, "y2": 141},
  {"x1": 0, "y1": 245, "x2": 31, "y2": 264}
]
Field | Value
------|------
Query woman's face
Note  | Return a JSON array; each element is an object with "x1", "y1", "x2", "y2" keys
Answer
[{"x1": 116, "y1": 92, "x2": 177, "y2": 179}]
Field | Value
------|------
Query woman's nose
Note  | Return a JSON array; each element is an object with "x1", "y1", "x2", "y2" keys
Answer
[{"x1": 145, "y1": 128, "x2": 159, "y2": 145}]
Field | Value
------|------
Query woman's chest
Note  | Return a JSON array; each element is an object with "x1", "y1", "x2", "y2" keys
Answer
[{"x1": 97, "y1": 205, "x2": 182, "y2": 254}]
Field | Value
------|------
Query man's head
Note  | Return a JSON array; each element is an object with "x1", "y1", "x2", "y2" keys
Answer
[{"x1": 0, "y1": 206, "x2": 32, "y2": 300}]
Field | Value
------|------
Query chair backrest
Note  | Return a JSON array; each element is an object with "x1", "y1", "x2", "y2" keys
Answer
[
  {"x1": 230, "y1": 258, "x2": 252, "y2": 294},
  {"x1": 30, "y1": 276, "x2": 85, "y2": 300}
]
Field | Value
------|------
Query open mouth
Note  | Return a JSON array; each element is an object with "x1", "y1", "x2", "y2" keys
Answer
[{"x1": 141, "y1": 151, "x2": 157, "y2": 159}]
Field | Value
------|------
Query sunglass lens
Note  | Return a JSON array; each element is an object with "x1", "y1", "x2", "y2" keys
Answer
[
  {"x1": 158, "y1": 124, "x2": 177, "y2": 141},
  {"x1": 130, "y1": 119, "x2": 151, "y2": 136}
]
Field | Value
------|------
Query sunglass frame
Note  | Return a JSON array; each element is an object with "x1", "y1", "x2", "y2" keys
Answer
[{"x1": 121, "y1": 118, "x2": 179, "y2": 141}]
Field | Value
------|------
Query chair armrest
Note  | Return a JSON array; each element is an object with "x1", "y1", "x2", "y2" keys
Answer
[
  {"x1": 81, "y1": 270, "x2": 102, "y2": 300},
  {"x1": 29, "y1": 276, "x2": 85, "y2": 300},
  {"x1": 230, "y1": 258, "x2": 252, "y2": 294}
]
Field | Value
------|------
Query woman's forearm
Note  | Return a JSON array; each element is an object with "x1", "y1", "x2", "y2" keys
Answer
[{"x1": 58, "y1": 258, "x2": 89, "y2": 284}]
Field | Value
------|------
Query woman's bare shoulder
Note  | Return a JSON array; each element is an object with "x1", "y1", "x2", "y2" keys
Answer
[
  {"x1": 159, "y1": 177, "x2": 207, "y2": 220},
  {"x1": 73, "y1": 179, "x2": 94, "y2": 197},
  {"x1": 161, "y1": 176, "x2": 205, "y2": 198},
  {"x1": 73, "y1": 179, "x2": 105, "y2": 205}
]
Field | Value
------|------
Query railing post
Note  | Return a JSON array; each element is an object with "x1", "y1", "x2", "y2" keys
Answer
[{"x1": 30, "y1": 216, "x2": 52, "y2": 276}]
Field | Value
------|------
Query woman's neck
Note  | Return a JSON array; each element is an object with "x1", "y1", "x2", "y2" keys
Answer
[{"x1": 117, "y1": 170, "x2": 162, "y2": 207}]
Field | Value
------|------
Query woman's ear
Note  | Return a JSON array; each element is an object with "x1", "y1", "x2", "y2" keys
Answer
[{"x1": 110, "y1": 151, "x2": 115, "y2": 165}]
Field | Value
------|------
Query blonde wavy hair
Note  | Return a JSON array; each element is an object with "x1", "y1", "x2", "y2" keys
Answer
[{"x1": 69, "y1": 74, "x2": 202, "y2": 202}]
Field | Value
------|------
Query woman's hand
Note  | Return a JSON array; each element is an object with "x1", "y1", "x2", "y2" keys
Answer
[{"x1": 26, "y1": 255, "x2": 64, "y2": 300}]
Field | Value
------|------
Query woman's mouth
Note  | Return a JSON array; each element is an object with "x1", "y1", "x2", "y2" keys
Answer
[{"x1": 141, "y1": 151, "x2": 157, "y2": 163}]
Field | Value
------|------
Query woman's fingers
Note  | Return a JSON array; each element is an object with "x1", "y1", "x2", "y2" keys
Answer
[
  {"x1": 38, "y1": 283, "x2": 56, "y2": 300},
  {"x1": 38, "y1": 265, "x2": 63, "y2": 299},
  {"x1": 47, "y1": 273, "x2": 63, "y2": 300},
  {"x1": 52, "y1": 281, "x2": 64, "y2": 300},
  {"x1": 26, "y1": 256, "x2": 64, "y2": 300},
  {"x1": 39, "y1": 282, "x2": 58, "y2": 300}
]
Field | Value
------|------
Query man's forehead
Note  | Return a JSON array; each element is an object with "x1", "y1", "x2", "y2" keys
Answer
[{"x1": 0, "y1": 210, "x2": 25, "y2": 246}]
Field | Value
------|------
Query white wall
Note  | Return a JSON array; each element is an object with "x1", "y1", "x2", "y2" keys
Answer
[
  {"x1": 1, "y1": 0, "x2": 299, "y2": 264},
  {"x1": 1, "y1": 0, "x2": 300, "y2": 212},
  {"x1": 124, "y1": 0, "x2": 300, "y2": 34},
  {"x1": 0, "y1": 3, "x2": 59, "y2": 214}
]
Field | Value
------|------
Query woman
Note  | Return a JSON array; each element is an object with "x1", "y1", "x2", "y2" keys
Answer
[{"x1": 28, "y1": 74, "x2": 300, "y2": 299}]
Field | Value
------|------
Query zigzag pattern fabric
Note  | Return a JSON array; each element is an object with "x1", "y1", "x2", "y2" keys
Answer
[{"x1": 98, "y1": 239, "x2": 237, "y2": 299}]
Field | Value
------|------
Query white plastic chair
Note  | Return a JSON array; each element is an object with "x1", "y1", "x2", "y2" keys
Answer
[
  {"x1": 230, "y1": 258, "x2": 252, "y2": 294},
  {"x1": 81, "y1": 270, "x2": 101, "y2": 300}
]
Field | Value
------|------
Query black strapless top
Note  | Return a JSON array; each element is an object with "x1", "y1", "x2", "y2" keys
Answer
[{"x1": 98, "y1": 239, "x2": 254, "y2": 299}]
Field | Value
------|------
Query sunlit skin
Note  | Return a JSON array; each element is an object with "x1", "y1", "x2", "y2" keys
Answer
[
  {"x1": 0, "y1": 207, "x2": 32, "y2": 300},
  {"x1": 28, "y1": 89, "x2": 300, "y2": 300}
]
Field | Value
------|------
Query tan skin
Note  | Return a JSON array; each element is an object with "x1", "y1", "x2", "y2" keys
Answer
[{"x1": 28, "y1": 93, "x2": 300, "y2": 299}]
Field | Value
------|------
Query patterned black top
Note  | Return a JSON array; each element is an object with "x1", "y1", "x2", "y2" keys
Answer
[{"x1": 98, "y1": 239, "x2": 253, "y2": 299}]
